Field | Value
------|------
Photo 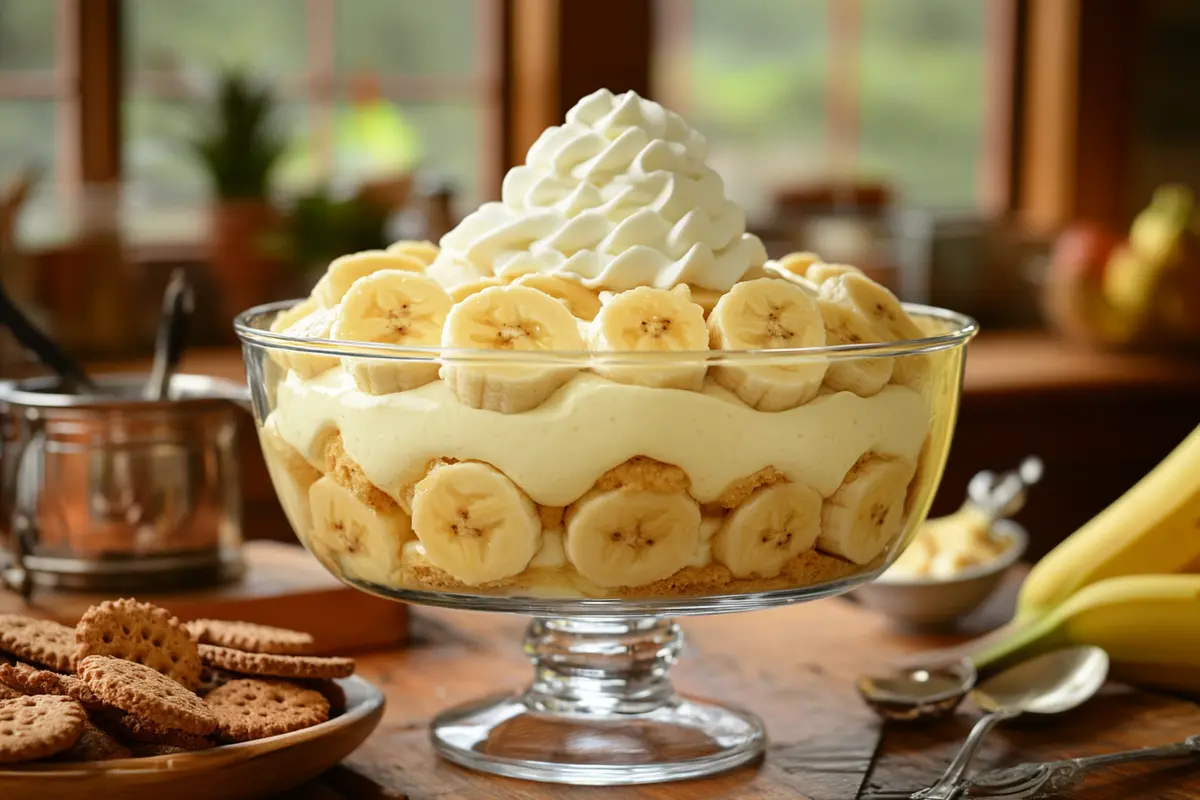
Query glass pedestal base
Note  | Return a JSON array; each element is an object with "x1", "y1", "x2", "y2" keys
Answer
[{"x1": 430, "y1": 617, "x2": 766, "y2": 785}]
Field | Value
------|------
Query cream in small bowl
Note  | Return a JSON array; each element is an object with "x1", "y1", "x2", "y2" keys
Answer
[{"x1": 855, "y1": 509, "x2": 1028, "y2": 628}]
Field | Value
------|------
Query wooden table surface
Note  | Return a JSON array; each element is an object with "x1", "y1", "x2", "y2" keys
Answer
[{"x1": 277, "y1": 576, "x2": 1200, "y2": 800}]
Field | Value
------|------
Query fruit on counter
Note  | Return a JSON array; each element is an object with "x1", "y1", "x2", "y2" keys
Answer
[
  {"x1": 972, "y1": 574, "x2": 1200, "y2": 694},
  {"x1": 1042, "y1": 184, "x2": 1200, "y2": 347},
  {"x1": 883, "y1": 502, "x2": 1009, "y2": 580},
  {"x1": 1014, "y1": 421, "x2": 1200, "y2": 621}
]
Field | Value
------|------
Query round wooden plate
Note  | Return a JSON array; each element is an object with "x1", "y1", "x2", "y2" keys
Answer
[{"x1": 0, "y1": 675, "x2": 385, "y2": 800}]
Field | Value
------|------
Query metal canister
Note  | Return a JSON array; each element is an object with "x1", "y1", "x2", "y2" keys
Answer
[{"x1": 0, "y1": 374, "x2": 247, "y2": 596}]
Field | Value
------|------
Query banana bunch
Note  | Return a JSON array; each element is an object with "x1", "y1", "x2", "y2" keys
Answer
[{"x1": 971, "y1": 421, "x2": 1200, "y2": 692}]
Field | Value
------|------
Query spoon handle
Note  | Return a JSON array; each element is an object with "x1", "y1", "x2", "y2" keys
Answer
[
  {"x1": 912, "y1": 709, "x2": 1021, "y2": 799},
  {"x1": 0, "y1": 282, "x2": 95, "y2": 392},
  {"x1": 145, "y1": 269, "x2": 193, "y2": 401}
]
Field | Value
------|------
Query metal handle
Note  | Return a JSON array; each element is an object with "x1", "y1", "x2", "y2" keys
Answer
[
  {"x1": 913, "y1": 709, "x2": 1021, "y2": 799},
  {"x1": 963, "y1": 735, "x2": 1200, "y2": 798}
]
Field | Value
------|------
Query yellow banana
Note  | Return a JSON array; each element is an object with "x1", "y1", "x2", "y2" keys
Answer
[
  {"x1": 975, "y1": 574, "x2": 1200, "y2": 691},
  {"x1": 1015, "y1": 422, "x2": 1200, "y2": 620}
]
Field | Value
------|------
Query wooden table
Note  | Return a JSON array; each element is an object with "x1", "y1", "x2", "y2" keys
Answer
[{"x1": 279, "y1": 577, "x2": 1200, "y2": 800}]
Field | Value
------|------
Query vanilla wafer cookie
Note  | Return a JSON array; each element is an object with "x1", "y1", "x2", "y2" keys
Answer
[
  {"x1": 186, "y1": 620, "x2": 315, "y2": 655},
  {"x1": 205, "y1": 679, "x2": 330, "y2": 742},
  {"x1": 198, "y1": 644, "x2": 354, "y2": 680},
  {"x1": 76, "y1": 598, "x2": 202, "y2": 689},
  {"x1": 0, "y1": 695, "x2": 86, "y2": 764},
  {"x1": 0, "y1": 615, "x2": 77, "y2": 672},
  {"x1": 78, "y1": 656, "x2": 216, "y2": 737}
]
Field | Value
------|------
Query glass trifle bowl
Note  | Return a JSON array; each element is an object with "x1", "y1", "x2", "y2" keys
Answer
[{"x1": 234, "y1": 89, "x2": 978, "y2": 785}]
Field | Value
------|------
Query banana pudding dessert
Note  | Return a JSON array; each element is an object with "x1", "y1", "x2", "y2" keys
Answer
[{"x1": 256, "y1": 89, "x2": 952, "y2": 599}]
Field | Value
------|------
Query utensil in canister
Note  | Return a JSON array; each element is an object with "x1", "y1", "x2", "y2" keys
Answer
[
  {"x1": 0, "y1": 373, "x2": 247, "y2": 598},
  {"x1": 910, "y1": 646, "x2": 1110, "y2": 800},
  {"x1": 145, "y1": 268, "x2": 195, "y2": 401},
  {"x1": 858, "y1": 658, "x2": 977, "y2": 722},
  {"x1": 961, "y1": 735, "x2": 1200, "y2": 798},
  {"x1": 0, "y1": 276, "x2": 96, "y2": 393}
]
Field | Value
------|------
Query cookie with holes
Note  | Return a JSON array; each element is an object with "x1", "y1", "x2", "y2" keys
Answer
[
  {"x1": 75, "y1": 599, "x2": 202, "y2": 690},
  {"x1": 204, "y1": 679, "x2": 329, "y2": 742},
  {"x1": 77, "y1": 656, "x2": 216, "y2": 737}
]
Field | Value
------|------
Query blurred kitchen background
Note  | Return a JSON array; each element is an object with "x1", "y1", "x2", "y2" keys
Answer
[{"x1": 1, "y1": 0, "x2": 1198, "y2": 555}]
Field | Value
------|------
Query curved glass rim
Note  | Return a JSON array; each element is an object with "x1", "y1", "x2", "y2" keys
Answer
[{"x1": 234, "y1": 298, "x2": 978, "y2": 365}]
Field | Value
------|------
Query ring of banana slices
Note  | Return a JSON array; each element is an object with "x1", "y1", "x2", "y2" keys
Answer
[{"x1": 260, "y1": 244, "x2": 934, "y2": 597}]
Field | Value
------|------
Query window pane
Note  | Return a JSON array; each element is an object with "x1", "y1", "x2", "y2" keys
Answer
[
  {"x1": 0, "y1": 100, "x2": 59, "y2": 243},
  {"x1": 858, "y1": 0, "x2": 984, "y2": 208},
  {"x1": 126, "y1": 0, "x2": 306, "y2": 75},
  {"x1": 334, "y1": 0, "x2": 479, "y2": 78},
  {"x1": 123, "y1": 99, "x2": 308, "y2": 240},
  {"x1": 654, "y1": 0, "x2": 985, "y2": 217},
  {"x1": 655, "y1": 0, "x2": 830, "y2": 222},
  {"x1": 0, "y1": 0, "x2": 56, "y2": 70}
]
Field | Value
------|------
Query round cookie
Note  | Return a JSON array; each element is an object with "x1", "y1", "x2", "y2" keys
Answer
[
  {"x1": 186, "y1": 620, "x2": 314, "y2": 656},
  {"x1": 205, "y1": 679, "x2": 330, "y2": 742},
  {"x1": 0, "y1": 683, "x2": 22, "y2": 700},
  {"x1": 78, "y1": 656, "x2": 216, "y2": 737},
  {"x1": 0, "y1": 615, "x2": 77, "y2": 672},
  {"x1": 198, "y1": 644, "x2": 354, "y2": 680},
  {"x1": 76, "y1": 599, "x2": 202, "y2": 689},
  {"x1": 0, "y1": 695, "x2": 87, "y2": 764},
  {"x1": 0, "y1": 662, "x2": 103, "y2": 708}
]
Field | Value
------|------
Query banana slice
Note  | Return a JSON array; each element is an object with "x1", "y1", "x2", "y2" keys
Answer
[
  {"x1": 270, "y1": 297, "x2": 318, "y2": 333},
  {"x1": 776, "y1": 251, "x2": 821, "y2": 276},
  {"x1": 818, "y1": 297, "x2": 894, "y2": 397},
  {"x1": 708, "y1": 278, "x2": 828, "y2": 411},
  {"x1": 806, "y1": 262, "x2": 864, "y2": 286},
  {"x1": 440, "y1": 284, "x2": 586, "y2": 413},
  {"x1": 712, "y1": 482, "x2": 822, "y2": 578},
  {"x1": 272, "y1": 305, "x2": 340, "y2": 378},
  {"x1": 818, "y1": 454, "x2": 915, "y2": 565},
  {"x1": 449, "y1": 276, "x2": 507, "y2": 304},
  {"x1": 588, "y1": 286, "x2": 708, "y2": 390},
  {"x1": 386, "y1": 239, "x2": 439, "y2": 267},
  {"x1": 410, "y1": 460, "x2": 541, "y2": 585},
  {"x1": 331, "y1": 270, "x2": 452, "y2": 395},
  {"x1": 513, "y1": 273, "x2": 602, "y2": 321},
  {"x1": 565, "y1": 488, "x2": 701, "y2": 587},
  {"x1": 260, "y1": 415, "x2": 323, "y2": 536},
  {"x1": 313, "y1": 250, "x2": 425, "y2": 308},
  {"x1": 308, "y1": 475, "x2": 414, "y2": 586},
  {"x1": 820, "y1": 272, "x2": 928, "y2": 390}
]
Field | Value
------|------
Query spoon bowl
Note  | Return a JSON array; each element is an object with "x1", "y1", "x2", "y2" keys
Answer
[{"x1": 972, "y1": 644, "x2": 1109, "y2": 715}]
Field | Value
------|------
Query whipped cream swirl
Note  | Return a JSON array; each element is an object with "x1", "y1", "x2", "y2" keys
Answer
[{"x1": 426, "y1": 89, "x2": 766, "y2": 292}]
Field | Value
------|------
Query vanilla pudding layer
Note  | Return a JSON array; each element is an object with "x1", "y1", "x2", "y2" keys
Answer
[{"x1": 271, "y1": 367, "x2": 929, "y2": 509}]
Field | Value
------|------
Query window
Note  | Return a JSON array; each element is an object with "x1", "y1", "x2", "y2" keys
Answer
[
  {"x1": 0, "y1": 0, "x2": 75, "y2": 244},
  {"x1": 122, "y1": 0, "x2": 498, "y2": 242},
  {"x1": 654, "y1": 0, "x2": 987, "y2": 221}
]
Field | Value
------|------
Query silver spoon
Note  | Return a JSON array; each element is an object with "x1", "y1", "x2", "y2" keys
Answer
[
  {"x1": 858, "y1": 658, "x2": 977, "y2": 722},
  {"x1": 912, "y1": 645, "x2": 1109, "y2": 800}
]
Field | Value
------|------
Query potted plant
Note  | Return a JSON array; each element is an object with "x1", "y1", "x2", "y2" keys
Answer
[{"x1": 190, "y1": 70, "x2": 288, "y2": 325}]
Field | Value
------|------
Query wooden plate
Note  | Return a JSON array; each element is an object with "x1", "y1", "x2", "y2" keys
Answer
[{"x1": 0, "y1": 676, "x2": 385, "y2": 800}]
